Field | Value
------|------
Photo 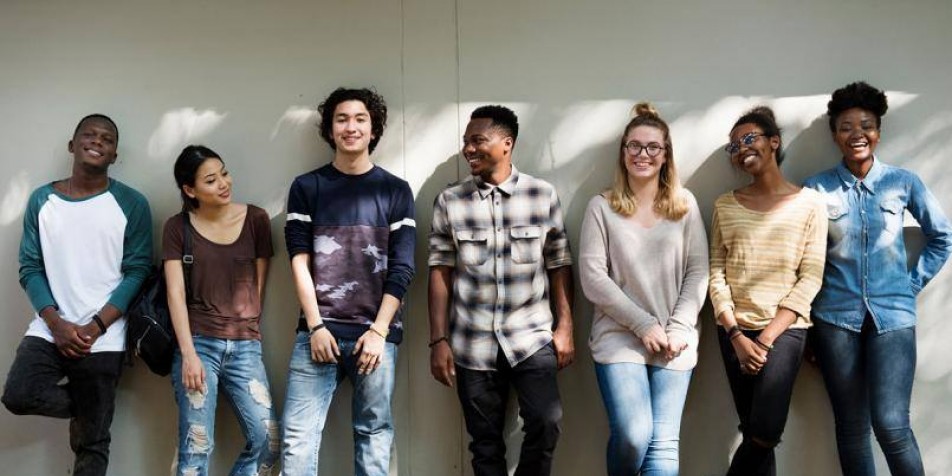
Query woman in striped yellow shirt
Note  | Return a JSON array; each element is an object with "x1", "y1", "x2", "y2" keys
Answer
[{"x1": 709, "y1": 106, "x2": 827, "y2": 475}]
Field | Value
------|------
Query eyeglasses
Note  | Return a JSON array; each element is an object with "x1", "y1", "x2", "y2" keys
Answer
[
  {"x1": 624, "y1": 141, "x2": 665, "y2": 157},
  {"x1": 724, "y1": 132, "x2": 765, "y2": 155}
]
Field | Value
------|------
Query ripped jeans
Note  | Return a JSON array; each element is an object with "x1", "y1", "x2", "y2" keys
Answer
[{"x1": 171, "y1": 336, "x2": 279, "y2": 476}]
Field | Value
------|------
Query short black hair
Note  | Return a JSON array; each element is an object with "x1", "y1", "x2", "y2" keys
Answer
[
  {"x1": 173, "y1": 145, "x2": 222, "y2": 211},
  {"x1": 317, "y1": 87, "x2": 387, "y2": 153},
  {"x1": 470, "y1": 105, "x2": 519, "y2": 144},
  {"x1": 827, "y1": 81, "x2": 888, "y2": 132},
  {"x1": 73, "y1": 114, "x2": 119, "y2": 142},
  {"x1": 731, "y1": 106, "x2": 785, "y2": 165}
]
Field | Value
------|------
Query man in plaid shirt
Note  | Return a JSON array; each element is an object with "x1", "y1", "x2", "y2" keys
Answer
[{"x1": 427, "y1": 105, "x2": 575, "y2": 476}]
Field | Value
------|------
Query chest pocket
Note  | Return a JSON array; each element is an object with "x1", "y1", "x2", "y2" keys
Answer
[
  {"x1": 510, "y1": 225, "x2": 543, "y2": 264},
  {"x1": 456, "y1": 228, "x2": 489, "y2": 266},
  {"x1": 880, "y1": 199, "x2": 904, "y2": 235}
]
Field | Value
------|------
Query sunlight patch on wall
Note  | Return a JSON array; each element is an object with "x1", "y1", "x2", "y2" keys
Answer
[
  {"x1": 270, "y1": 106, "x2": 318, "y2": 141},
  {"x1": 543, "y1": 99, "x2": 632, "y2": 168},
  {"x1": 148, "y1": 108, "x2": 227, "y2": 160},
  {"x1": 0, "y1": 171, "x2": 30, "y2": 225},
  {"x1": 402, "y1": 103, "x2": 463, "y2": 193}
]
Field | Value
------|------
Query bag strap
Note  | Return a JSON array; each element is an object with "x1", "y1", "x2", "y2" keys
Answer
[{"x1": 182, "y1": 212, "x2": 194, "y2": 303}]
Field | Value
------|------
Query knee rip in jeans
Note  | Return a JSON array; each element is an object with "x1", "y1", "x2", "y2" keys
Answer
[
  {"x1": 187, "y1": 424, "x2": 211, "y2": 454},
  {"x1": 264, "y1": 419, "x2": 280, "y2": 454},
  {"x1": 257, "y1": 464, "x2": 275, "y2": 476},
  {"x1": 750, "y1": 436, "x2": 778, "y2": 449},
  {"x1": 249, "y1": 379, "x2": 272, "y2": 409},
  {"x1": 182, "y1": 468, "x2": 200, "y2": 476},
  {"x1": 186, "y1": 389, "x2": 206, "y2": 410}
]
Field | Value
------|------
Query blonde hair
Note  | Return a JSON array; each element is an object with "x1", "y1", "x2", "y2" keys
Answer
[{"x1": 605, "y1": 102, "x2": 687, "y2": 220}]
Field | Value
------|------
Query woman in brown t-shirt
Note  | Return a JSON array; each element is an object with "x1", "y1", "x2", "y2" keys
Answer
[{"x1": 163, "y1": 145, "x2": 277, "y2": 475}]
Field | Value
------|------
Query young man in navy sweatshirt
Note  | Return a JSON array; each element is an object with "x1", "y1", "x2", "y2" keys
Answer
[{"x1": 280, "y1": 88, "x2": 415, "y2": 476}]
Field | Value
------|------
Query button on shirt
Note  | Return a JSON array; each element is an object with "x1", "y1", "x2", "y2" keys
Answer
[
  {"x1": 428, "y1": 167, "x2": 572, "y2": 370},
  {"x1": 804, "y1": 159, "x2": 952, "y2": 332}
]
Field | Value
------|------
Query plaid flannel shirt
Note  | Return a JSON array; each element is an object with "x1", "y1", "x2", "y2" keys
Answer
[{"x1": 428, "y1": 167, "x2": 572, "y2": 370}]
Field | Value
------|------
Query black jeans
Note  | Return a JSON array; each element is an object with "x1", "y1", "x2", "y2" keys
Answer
[
  {"x1": 2, "y1": 336, "x2": 124, "y2": 476},
  {"x1": 717, "y1": 327, "x2": 807, "y2": 476},
  {"x1": 455, "y1": 343, "x2": 562, "y2": 476}
]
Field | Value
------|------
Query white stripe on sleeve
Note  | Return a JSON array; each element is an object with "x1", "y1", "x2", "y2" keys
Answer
[{"x1": 389, "y1": 217, "x2": 416, "y2": 231}]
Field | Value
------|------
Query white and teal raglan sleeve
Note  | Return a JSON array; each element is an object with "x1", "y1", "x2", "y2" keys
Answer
[
  {"x1": 109, "y1": 183, "x2": 153, "y2": 312},
  {"x1": 19, "y1": 186, "x2": 57, "y2": 313}
]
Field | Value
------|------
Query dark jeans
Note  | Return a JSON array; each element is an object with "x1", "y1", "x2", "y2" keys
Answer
[
  {"x1": 812, "y1": 318, "x2": 924, "y2": 476},
  {"x1": 717, "y1": 327, "x2": 807, "y2": 476},
  {"x1": 2, "y1": 336, "x2": 124, "y2": 476},
  {"x1": 455, "y1": 343, "x2": 562, "y2": 476}
]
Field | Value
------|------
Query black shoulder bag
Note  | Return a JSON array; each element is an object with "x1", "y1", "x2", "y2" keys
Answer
[{"x1": 126, "y1": 213, "x2": 194, "y2": 376}]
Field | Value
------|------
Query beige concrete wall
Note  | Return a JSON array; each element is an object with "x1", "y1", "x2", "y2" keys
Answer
[{"x1": 2, "y1": 1, "x2": 951, "y2": 474}]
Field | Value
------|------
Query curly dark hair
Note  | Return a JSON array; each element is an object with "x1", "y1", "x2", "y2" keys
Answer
[
  {"x1": 731, "y1": 105, "x2": 785, "y2": 165},
  {"x1": 827, "y1": 81, "x2": 888, "y2": 132},
  {"x1": 471, "y1": 105, "x2": 519, "y2": 145},
  {"x1": 318, "y1": 87, "x2": 387, "y2": 153}
]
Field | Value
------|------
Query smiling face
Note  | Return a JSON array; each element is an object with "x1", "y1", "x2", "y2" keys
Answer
[
  {"x1": 462, "y1": 117, "x2": 514, "y2": 184},
  {"x1": 68, "y1": 117, "x2": 118, "y2": 171},
  {"x1": 331, "y1": 100, "x2": 374, "y2": 155},
  {"x1": 833, "y1": 107, "x2": 880, "y2": 165},
  {"x1": 622, "y1": 125, "x2": 667, "y2": 185},
  {"x1": 183, "y1": 158, "x2": 232, "y2": 208},
  {"x1": 728, "y1": 122, "x2": 780, "y2": 176}
]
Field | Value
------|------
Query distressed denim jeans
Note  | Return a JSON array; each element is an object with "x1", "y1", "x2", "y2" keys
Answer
[
  {"x1": 281, "y1": 331, "x2": 397, "y2": 476},
  {"x1": 171, "y1": 336, "x2": 279, "y2": 476},
  {"x1": 2, "y1": 336, "x2": 123, "y2": 476},
  {"x1": 595, "y1": 362, "x2": 692, "y2": 476}
]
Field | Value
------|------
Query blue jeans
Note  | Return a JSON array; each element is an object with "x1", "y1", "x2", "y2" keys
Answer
[
  {"x1": 281, "y1": 331, "x2": 398, "y2": 476},
  {"x1": 171, "y1": 336, "x2": 279, "y2": 476},
  {"x1": 595, "y1": 362, "x2": 692, "y2": 476},
  {"x1": 812, "y1": 318, "x2": 924, "y2": 476}
]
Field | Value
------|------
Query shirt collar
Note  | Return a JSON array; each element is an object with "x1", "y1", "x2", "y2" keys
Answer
[
  {"x1": 836, "y1": 157, "x2": 882, "y2": 194},
  {"x1": 474, "y1": 165, "x2": 519, "y2": 199}
]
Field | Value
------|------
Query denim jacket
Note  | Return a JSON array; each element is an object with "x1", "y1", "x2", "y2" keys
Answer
[{"x1": 804, "y1": 159, "x2": 952, "y2": 333}]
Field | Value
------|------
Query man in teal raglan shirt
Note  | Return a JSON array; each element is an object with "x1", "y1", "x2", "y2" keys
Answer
[{"x1": 2, "y1": 114, "x2": 152, "y2": 476}]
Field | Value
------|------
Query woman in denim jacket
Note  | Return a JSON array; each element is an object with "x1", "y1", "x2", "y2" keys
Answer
[{"x1": 804, "y1": 81, "x2": 952, "y2": 476}]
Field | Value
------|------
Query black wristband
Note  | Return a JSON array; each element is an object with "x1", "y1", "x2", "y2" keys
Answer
[
  {"x1": 308, "y1": 323, "x2": 326, "y2": 336},
  {"x1": 92, "y1": 314, "x2": 108, "y2": 335},
  {"x1": 428, "y1": 336, "x2": 448, "y2": 348},
  {"x1": 728, "y1": 325, "x2": 742, "y2": 340}
]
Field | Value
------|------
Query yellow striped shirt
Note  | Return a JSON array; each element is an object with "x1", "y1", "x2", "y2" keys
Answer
[{"x1": 708, "y1": 189, "x2": 828, "y2": 330}]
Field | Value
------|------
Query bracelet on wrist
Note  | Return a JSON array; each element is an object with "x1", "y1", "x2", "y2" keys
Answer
[
  {"x1": 754, "y1": 338, "x2": 774, "y2": 352},
  {"x1": 369, "y1": 325, "x2": 389, "y2": 339},
  {"x1": 308, "y1": 323, "x2": 326, "y2": 336},
  {"x1": 428, "y1": 336, "x2": 449, "y2": 348},
  {"x1": 92, "y1": 314, "x2": 108, "y2": 335},
  {"x1": 728, "y1": 325, "x2": 743, "y2": 340}
]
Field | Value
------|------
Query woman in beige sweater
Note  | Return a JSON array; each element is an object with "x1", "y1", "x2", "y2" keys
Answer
[
  {"x1": 709, "y1": 106, "x2": 827, "y2": 475},
  {"x1": 580, "y1": 103, "x2": 709, "y2": 476}
]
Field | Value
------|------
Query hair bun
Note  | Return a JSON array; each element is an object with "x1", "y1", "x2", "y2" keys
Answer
[{"x1": 632, "y1": 101, "x2": 660, "y2": 119}]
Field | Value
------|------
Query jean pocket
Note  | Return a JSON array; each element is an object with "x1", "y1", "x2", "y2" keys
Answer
[
  {"x1": 510, "y1": 225, "x2": 542, "y2": 264},
  {"x1": 456, "y1": 228, "x2": 489, "y2": 266},
  {"x1": 880, "y1": 199, "x2": 903, "y2": 235}
]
